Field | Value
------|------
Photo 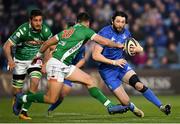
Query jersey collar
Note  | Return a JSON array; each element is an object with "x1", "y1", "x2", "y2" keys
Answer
[{"x1": 29, "y1": 23, "x2": 42, "y2": 33}]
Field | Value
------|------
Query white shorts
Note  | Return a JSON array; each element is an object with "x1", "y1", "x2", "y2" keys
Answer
[
  {"x1": 46, "y1": 58, "x2": 76, "y2": 82},
  {"x1": 13, "y1": 58, "x2": 42, "y2": 75}
]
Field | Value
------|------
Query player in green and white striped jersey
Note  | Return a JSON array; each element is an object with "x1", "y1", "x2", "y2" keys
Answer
[{"x1": 3, "y1": 9, "x2": 52, "y2": 120}]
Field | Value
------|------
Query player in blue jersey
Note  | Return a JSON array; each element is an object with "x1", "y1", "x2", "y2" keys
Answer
[
  {"x1": 47, "y1": 46, "x2": 87, "y2": 115},
  {"x1": 92, "y1": 11, "x2": 171, "y2": 117}
]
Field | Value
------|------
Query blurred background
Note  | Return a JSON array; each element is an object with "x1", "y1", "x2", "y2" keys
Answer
[{"x1": 0, "y1": 0, "x2": 180, "y2": 96}]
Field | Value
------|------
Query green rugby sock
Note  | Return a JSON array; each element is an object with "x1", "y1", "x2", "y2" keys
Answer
[
  {"x1": 24, "y1": 92, "x2": 45, "y2": 103},
  {"x1": 22, "y1": 91, "x2": 33, "y2": 111},
  {"x1": 88, "y1": 87, "x2": 113, "y2": 108}
]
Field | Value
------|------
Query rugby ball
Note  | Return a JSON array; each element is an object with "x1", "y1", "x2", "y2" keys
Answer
[{"x1": 124, "y1": 38, "x2": 137, "y2": 56}]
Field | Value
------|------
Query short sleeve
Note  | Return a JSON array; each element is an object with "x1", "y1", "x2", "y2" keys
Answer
[
  {"x1": 43, "y1": 25, "x2": 53, "y2": 40},
  {"x1": 98, "y1": 28, "x2": 109, "y2": 38},
  {"x1": 54, "y1": 31, "x2": 62, "y2": 41},
  {"x1": 84, "y1": 27, "x2": 97, "y2": 40},
  {"x1": 8, "y1": 26, "x2": 25, "y2": 45}
]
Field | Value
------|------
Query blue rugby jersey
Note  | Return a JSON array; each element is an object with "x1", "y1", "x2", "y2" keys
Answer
[{"x1": 98, "y1": 25, "x2": 131, "y2": 68}]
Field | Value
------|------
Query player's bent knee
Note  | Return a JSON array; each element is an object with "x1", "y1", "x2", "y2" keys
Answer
[
  {"x1": 129, "y1": 74, "x2": 148, "y2": 93},
  {"x1": 29, "y1": 70, "x2": 42, "y2": 79},
  {"x1": 135, "y1": 82, "x2": 144, "y2": 91},
  {"x1": 138, "y1": 85, "x2": 148, "y2": 93},
  {"x1": 85, "y1": 76, "x2": 96, "y2": 88},
  {"x1": 129, "y1": 74, "x2": 141, "y2": 88}
]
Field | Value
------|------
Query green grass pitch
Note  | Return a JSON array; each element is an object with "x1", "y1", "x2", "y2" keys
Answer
[{"x1": 0, "y1": 95, "x2": 180, "y2": 123}]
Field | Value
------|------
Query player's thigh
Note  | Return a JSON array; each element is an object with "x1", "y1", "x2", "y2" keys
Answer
[
  {"x1": 122, "y1": 70, "x2": 136, "y2": 84},
  {"x1": 66, "y1": 67, "x2": 95, "y2": 87},
  {"x1": 46, "y1": 58, "x2": 66, "y2": 83},
  {"x1": 13, "y1": 58, "x2": 29, "y2": 75},
  {"x1": 99, "y1": 70, "x2": 121, "y2": 91},
  {"x1": 113, "y1": 85, "x2": 130, "y2": 105},
  {"x1": 12, "y1": 59, "x2": 29, "y2": 88}
]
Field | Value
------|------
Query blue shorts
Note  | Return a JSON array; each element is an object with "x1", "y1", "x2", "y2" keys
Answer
[
  {"x1": 99, "y1": 63, "x2": 132, "y2": 91},
  {"x1": 64, "y1": 80, "x2": 73, "y2": 87}
]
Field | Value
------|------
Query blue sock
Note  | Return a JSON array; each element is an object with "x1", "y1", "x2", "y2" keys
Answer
[
  {"x1": 143, "y1": 88, "x2": 162, "y2": 108},
  {"x1": 48, "y1": 97, "x2": 63, "y2": 111}
]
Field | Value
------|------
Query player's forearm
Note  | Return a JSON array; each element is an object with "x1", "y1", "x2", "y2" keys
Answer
[
  {"x1": 93, "y1": 35, "x2": 123, "y2": 48},
  {"x1": 3, "y1": 42, "x2": 13, "y2": 62},
  {"x1": 92, "y1": 53, "x2": 114, "y2": 65},
  {"x1": 43, "y1": 48, "x2": 51, "y2": 64},
  {"x1": 104, "y1": 38, "x2": 123, "y2": 48},
  {"x1": 39, "y1": 41, "x2": 51, "y2": 53},
  {"x1": 75, "y1": 59, "x2": 86, "y2": 68},
  {"x1": 37, "y1": 37, "x2": 58, "y2": 57}
]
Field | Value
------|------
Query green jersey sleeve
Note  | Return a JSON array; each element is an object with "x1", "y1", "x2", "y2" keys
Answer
[
  {"x1": 55, "y1": 31, "x2": 63, "y2": 41},
  {"x1": 84, "y1": 27, "x2": 97, "y2": 40},
  {"x1": 42, "y1": 25, "x2": 53, "y2": 40},
  {"x1": 8, "y1": 24, "x2": 27, "y2": 45}
]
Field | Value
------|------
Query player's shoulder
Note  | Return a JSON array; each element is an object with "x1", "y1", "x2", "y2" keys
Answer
[
  {"x1": 123, "y1": 28, "x2": 131, "y2": 35},
  {"x1": 98, "y1": 25, "x2": 111, "y2": 37},
  {"x1": 75, "y1": 24, "x2": 91, "y2": 31},
  {"x1": 42, "y1": 23, "x2": 51, "y2": 33},
  {"x1": 17, "y1": 22, "x2": 29, "y2": 31},
  {"x1": 99, "y1": 25, "x2": 111, "y2": 33}
]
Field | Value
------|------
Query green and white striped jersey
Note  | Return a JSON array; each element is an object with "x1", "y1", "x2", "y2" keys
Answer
[{"x1": 8, "y1": 22, "x2": 52, "y2": 60}]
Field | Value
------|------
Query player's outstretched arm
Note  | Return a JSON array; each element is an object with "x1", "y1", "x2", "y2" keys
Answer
[
  {"x1": 39, "y1": 36, "x2": 58, "y2": 54},
  {"x1": 93, "y1": 34, "x2": 124, "y2": 49},
  {"x1": 35, "y1": 36, "x2": 58, "y2": 58}
]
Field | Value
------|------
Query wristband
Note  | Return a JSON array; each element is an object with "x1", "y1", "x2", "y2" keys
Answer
[{"x1": 36, "y1": 51, "x2": 43, "y2": 58}]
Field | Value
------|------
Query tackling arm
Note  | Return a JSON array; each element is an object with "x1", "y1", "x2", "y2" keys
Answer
[
  {"x1": 92, "y1": 34, "x2": 124, "y2": 49},
  {"x1": 36, "y1": 36, "x2": 58, "y2": 57}
]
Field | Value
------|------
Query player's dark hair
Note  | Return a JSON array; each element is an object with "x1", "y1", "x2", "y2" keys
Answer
[
  {"x1": 111, "y1": 11, "x2": 128, "y2": 24},
  {"x1": 67, "y1": 21, "x2": 75, "y2": 27},
  {"x1": 30, "y1": 9, "x2": 43, "y2": 19},
  {"x1": 77, "y1": 12, "x2": 90, "y2": 23}
]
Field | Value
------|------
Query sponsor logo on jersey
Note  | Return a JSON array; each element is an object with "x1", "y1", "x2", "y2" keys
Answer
[
  {"x1": 62, "y1": 28, "x2": 74, "y2": 39},
  {"x1": 26, "y1": 40, "x2": 43, "y2": 45}
]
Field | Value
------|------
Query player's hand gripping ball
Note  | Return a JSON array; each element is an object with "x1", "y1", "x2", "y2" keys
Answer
[{"x1": 124, "y1": 37, "x2": 137, "y2": 56}]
